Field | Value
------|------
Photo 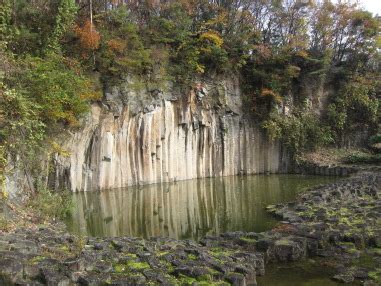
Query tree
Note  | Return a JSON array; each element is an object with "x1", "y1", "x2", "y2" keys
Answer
[
  {"x1": 47, "y1": 0, "x2": 77, "y2": 53},
  {"x1": 74, "y1": 19, "x2": 101, "y2": 59}
]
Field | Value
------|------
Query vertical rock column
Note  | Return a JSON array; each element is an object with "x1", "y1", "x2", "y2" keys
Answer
[{"x1": 58, "y1": 99, "x2": 284, "y2": 192}]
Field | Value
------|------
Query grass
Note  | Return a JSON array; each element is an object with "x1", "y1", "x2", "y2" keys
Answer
[
  {"x1": 301, "y1": 147, "x2": 381, "y2": 166},
  {"x1": 0, "y1": 214, "x2": 11, "y2": 231},
  {"x1": 343, "y1": 151, "x2": 381, "y2": 164},
  {"x1": 27, "y1": 187, "x2": 72, "y2": 221}
]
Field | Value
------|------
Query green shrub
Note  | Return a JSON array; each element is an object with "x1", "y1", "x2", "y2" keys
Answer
[
  {"x1": 327, "y1": 76, "x2": 379, "y2": 144},
  {"x1": 343, "y1": 152, "x2": 381, "y2": 164},
  {"x1": 369, "y1": 134, "x2": 381, "y2": 145},
  {"x1": 0, "y1": 83, "x2": 45, "y2": 161},
  {"x1": 28, "y1": 188, "x2": 72, "y2": 220},
  {"x1": 262, "y1": 113, "x2": 333, "y2": 157},
  {"x1": 22, "y1": 54, "x2": 100, "y2": 126}
]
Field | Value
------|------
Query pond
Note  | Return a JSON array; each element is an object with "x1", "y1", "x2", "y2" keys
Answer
[{"x1": 66, "y1": 174, "x2": 338, "y2": 240}]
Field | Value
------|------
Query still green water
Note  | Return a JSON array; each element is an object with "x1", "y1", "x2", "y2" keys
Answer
[
  {"x1": 256, "y1": 259, "x2": 360, "y2": 286},
  {"x1": 67, "y1": 175, "x2": 345, "y2": 286},
  {"x1": 67, "y1": 174, "x2": 337, "y2": 240}
]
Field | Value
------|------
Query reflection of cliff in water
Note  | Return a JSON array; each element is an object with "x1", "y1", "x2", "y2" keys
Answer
[{"x1": 67, "y1": 175, "x2": 337, "y2": 240}]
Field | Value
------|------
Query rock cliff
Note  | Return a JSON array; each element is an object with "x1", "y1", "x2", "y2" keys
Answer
[{"x1": 54, "y1": 77, "x2": 288, "y2": 192}]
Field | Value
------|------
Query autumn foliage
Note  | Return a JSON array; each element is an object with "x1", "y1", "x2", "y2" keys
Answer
[
  {"x1": 107, "y1": 38, "x2": 126, "y2": 54},
  {"x1": 260, "y1": 88, "x2": 282, "y2": 104},
  {"x1": 74, "y1": 20, "x2": 101, "y2": 56}
]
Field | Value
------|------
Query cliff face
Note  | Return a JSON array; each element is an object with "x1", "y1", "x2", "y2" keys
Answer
[{"x1": 55, "y1": 77, "x2": 288, "y2": 192}]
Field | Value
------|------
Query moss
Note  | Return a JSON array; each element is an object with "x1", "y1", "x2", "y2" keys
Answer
[
  {"x1": 156, "y1": 250, "x2": 169, "y2": 257},
  {"x1": 369, "y1": 248, "x2": 381, "y2": 256},
  {"x1": 177, "y1": 274, "x2": 197, "y2": 285},
  {"x1": 266, "y1": 205, "x2": 277, "y2": 213},
  {"x1": 163, "y1": 274, "x2": 180, "y2": 285},
  {"x1": 187, "y1": 253, "x2": 198, "y2": 260},
  {"x1": 208, "y1": 267, "x2": 221, "y2": 276},
  {"x1": 337, "y1": 241, "x2": 355, "y2": 248},
  {"x1": 239, "y1": 237, "x2": 257, "y2": 244},
  {"x1": 159, "y1": 259, "x2": 174, "y2": 272},
  {"x1": 368, "y1": 268, "x2": 381, "y2": 283},
  {"x1": 59, "y1": 245, "x2": 70, "y2": 252},
  {"x1": 113, "y1": 259, "x2": 150, "y2": 273},
  {"x1": 113, "y1": 263, "x2": 126, "y2": 273},
  {"x1": 354, "y1": 253, "x2": 378, "y2": 268},
  {"x1": 110, "y1": 240, "x2": 121, "y2": 250},
  {"x1": 197, "y1": 274, "x2": 213, "y2": 282},
  {"x1": 209, "y1": 247, "x2": 234, "y2": 257},
  {"x1": 275, "y1": 239, "x2": 293, "y2": 247},
  {"x1": 101, "y1": 278, "x2": 112, "y2": 285},
  {"x1": 338, "y1": 216, "x2": 351, "y2": 226},
  {"x1": 337, "y1": 241, "x2": 362, "y2": 255},
  {"x1": 297, "y1": 206, "x2": 315, "y2": 218},
  {"x1": 126, "y1": 260, "x2": 150, "y2": 271},
  {"x1": 346, "y1": 248, "x2": 360, "y2": 255},
  {"x1": 351, "y1": 218, "x2": 364, "y2": 226},
  {"x1": 208, "y1": 248, "x2": 234, "y2": 264},
  {"x1": 365, "y1": 226, "x2": 375, "y2": 236},
  {"x1": 29, "y1": 255, "x2": 46, "y2": 265},
  {"x1": 190, "y1": 280, "x2": 229, "y2": 286}
]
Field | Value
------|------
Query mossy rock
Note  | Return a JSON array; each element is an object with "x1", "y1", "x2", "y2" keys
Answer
[
  {"x1": 266, "y1": 205, "x2": 277, "y2": 213},
  {"x1": 369, "y1": 248, "x2": 381, "y2": 256},
  {"x1": 368, "y1": 268, "x2": 381, "y2": 284},
  {"x1": 113, "y1": 260, "x2": 150, "y2": 273},
  {"x1": 29, "y1": 255, "x2": 46, "y2": 265},
  {"x1": 275, "y1": 239, "x2": 294, "y2": 247},
  {"x1": 113, "y1": 263, "x2": 126, "y2": 273},
  {"x1": 187, "y1": 253, "x2": 198, "y2": 261},
  {"x1": 126, "y1": 260, "x2": 150, "y2": 271},
  {"x1": 176, "y1": 274, "x2": 197, "y2": 285},
  {"x1": 209, "y1": 247, "x2": 234, "y2": 258},
  {"x1": 239, "y1": 237, "x2": 257, "y2": 244}
]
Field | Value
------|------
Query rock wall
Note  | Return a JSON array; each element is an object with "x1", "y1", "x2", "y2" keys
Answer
[{"x1": 55, "y1": 78, "x2": 288, "y2": 192}]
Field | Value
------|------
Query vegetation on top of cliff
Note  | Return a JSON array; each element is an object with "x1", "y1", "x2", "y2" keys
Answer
[{"x1": 0, "y1": 0, "x2": 380, "y2": 192}]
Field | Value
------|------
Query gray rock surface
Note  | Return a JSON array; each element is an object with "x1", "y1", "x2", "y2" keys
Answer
[{"x1": 54, "y1": 77, "x2": 288, "y2": 192}]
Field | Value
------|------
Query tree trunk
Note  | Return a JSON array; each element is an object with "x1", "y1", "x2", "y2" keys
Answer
[{"x1": 89, "y1": 0, "x2": 95, "y2": 66}]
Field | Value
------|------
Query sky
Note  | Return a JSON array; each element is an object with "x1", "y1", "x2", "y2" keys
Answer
[{"x1": 355, "y1": 0, "x2": 380, "y2": 15}]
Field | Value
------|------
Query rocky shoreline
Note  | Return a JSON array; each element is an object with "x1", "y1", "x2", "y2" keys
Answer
[
  {"x1": 0, "y1": 172, "x2": 380, "y2": 285},
  {"x1": 265, "y1": 172, "x2": 381, "y2": 285}
]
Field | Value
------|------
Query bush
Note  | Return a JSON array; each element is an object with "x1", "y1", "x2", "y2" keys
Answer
[
  {"x1": 369, "y1": 134, "x2": 381, "y2": 145},
  {"x1": 0, "y1": 83, "x2": 45, "y2": 162},
  {"x1": 262, "y1": 112, "x2": 333, "y2": 157},
  {"x1": 22, "y1": 54, "x2": 101, "y2": 126},
  {"x1": 96, "y1": 7, "x2": 153, "y2": 81},
  {"x1": 28, "y1": 188, "x2": 72, "y2": 221},
  {"x1": 326, "y1": 76, "x2": 379, "y2": 144},
  {"x1": 343, "y1": 152, "x2": 381, "y2": 164}
]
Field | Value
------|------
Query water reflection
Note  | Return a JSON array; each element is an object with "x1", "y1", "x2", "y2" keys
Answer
[{"x1": 67, "y1": 175, "x2": 337, "y2": 240}]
